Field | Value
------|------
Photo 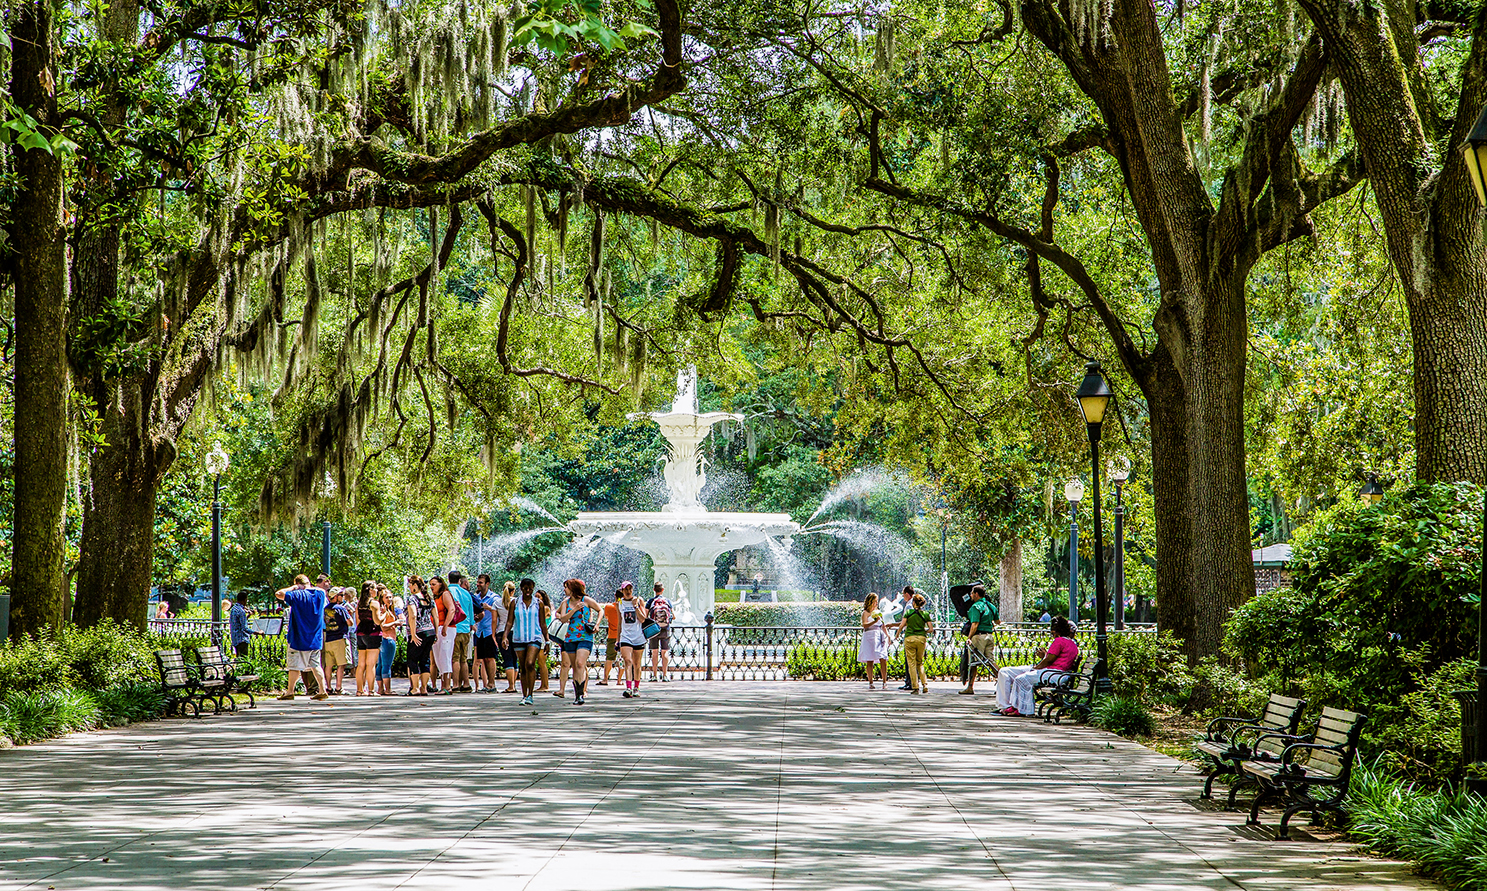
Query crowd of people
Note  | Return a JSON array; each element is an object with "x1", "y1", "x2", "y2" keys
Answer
[
  {"x1": 225, "y1": 573, "x2": 1077, "y2": 716},
  {"x1": 239, "y1": 573, "x2": 677, "y2": 706}
]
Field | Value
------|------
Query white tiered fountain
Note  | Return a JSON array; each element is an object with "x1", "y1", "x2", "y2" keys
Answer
[{"x1": 568, "y1": 367, "x2": 800, "y2": 621}]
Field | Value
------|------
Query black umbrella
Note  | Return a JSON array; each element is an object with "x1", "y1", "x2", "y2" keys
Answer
[{"x1": 949, "y1": 583, "x2": 983, "y2": 619}]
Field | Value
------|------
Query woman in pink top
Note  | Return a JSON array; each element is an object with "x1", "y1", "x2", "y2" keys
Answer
[{"x1": 995, "y1": 617, "x2": 1080, "y2": 716}]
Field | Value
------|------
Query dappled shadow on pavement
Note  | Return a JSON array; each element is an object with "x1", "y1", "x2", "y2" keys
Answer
[{"x1": 0, "y1": 683, "x2": 1435, "y2": 891}]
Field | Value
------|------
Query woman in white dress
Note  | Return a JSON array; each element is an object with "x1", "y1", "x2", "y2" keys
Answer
[{"x1": 859, "y1": 593, "x2": 891, "y2": 690}]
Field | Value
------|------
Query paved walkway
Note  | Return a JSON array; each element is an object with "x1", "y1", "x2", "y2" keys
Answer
[{"x1": 0, "y1": 682, "x2": 1436, "y2": 891}]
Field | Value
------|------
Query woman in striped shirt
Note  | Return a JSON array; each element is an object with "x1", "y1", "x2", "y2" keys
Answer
[{"x1": 503, "y1": 577, "x2": 548, "y2": 706}]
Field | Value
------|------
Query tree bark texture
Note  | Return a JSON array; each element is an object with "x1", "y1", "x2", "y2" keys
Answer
[
  {"x1": 999, "y1": 538, "x2": 1023, "y2": 623},
  {"x1": 72, "y1": 380, "x2": 165, "y2": 630},
  {"x1": 8, "y1": 0, "x2": 69, "y2": 636},
  {"x1": 1296, "y1": 0, "x2": 1487, "y2": 486}
]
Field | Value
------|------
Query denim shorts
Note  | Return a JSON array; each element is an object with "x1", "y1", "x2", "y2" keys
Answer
[{"x1": 561, "y1": 639, "x2": 594, "y2": 654}]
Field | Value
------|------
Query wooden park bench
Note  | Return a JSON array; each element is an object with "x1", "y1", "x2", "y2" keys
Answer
[
  {"x1": 1240, "y1": 706, "x2": 1368, "y2": 840},
  {"x1": 1037, "y1": 665, "x2": 1096, "y2": 724},
  {"x1": 194, "y1": 645, "x2": 259, "y2": 712},
  {"x1": 155, "y1": 649, "x2": 204, "y2": 718},
  {"x1": 1195, "y1": 693, "x2": 1307, "y2": 801}
]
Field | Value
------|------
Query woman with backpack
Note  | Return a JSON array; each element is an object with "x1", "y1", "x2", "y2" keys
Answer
[
  {"x1": 405, "y1": 576, "x2": 435, "y2": 696},
  {"x1": 555, "y1": 578, "x2": 601, "y2": 704}
]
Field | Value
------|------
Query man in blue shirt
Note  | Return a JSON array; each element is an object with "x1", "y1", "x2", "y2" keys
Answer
[
  {"x1": 448, "y1": 571, "x2": 476, "y2": 693},
  {"x1": 275, "y1": 574, "x2": 329, "y2": 701},
  {"x1": 473, "y1": 573, "x2": 501, "y2": 693},
  {"x1": 229, "y1": 591, "x2": 252, "y2": 658}
]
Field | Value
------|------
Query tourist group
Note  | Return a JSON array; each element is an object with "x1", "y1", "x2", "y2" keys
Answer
[{"x1": 232, "y1": 572, "x2": 676, "y2": 706}]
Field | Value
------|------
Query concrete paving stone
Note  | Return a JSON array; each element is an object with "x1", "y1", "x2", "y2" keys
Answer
[{"x1": 0, "y1": 681, "x2": 1441, "y2": 890}]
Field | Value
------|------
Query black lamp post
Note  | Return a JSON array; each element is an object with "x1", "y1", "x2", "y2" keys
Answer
[
  {"x1": 1459, "y1": 104, "x2": 1487, "y2": 791},
  {"x1": 204, "y1": 442, "x2": 230, "y2": 649},
  {"x1": 1064, "y1": 478, "x2": 1083, "y2": 626},
  {"x1": 1109, "y1": 456, "x2": 1132, "y2": 630},
  {"x1": 1075, "y1": 361, "x2": 1114, "y2": 694},
  {"x1": 1359, "y1": 475, "x2": 1385, "y2": 505}
]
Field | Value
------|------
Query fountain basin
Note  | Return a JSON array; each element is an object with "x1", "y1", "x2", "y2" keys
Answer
[{"x1": 570, "y1": 511, "x2": 800, "y2": 620}]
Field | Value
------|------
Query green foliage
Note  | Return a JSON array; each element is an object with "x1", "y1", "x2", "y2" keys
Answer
[
  {"x1": 714, "y1": 602, "x2": 864, "y2": 627},
  {"x1": 1365, "y1": 658, "x2": 1475, "y2": 786},
  {"x1": 92, "y1": 683, "x2": 166, "y2": 727},
  {"x1": 1091, "y1": 695, "x2": 1157, "y2": 738},
  {"x1": 1182, "y1": 656, "x2": 1269, "y2": 718},
  {"x1": 0, "y1": 621, "x2": 158, "y2": 695},
  {"x1": 1106, "y1": 630, "x2": 1191, "y2": 704},
  {"x1": 1348, "y1": 761, "x2": 1487, "y2": 891},
  {"x1": 784, "y1": 645, "x2": 959, "y2": 681},
  {"x1": 0, "y1": 689, "x2": 99, "y2": 743},
  {"x1": 1218, "y1": 482, "x2": 1481, "y2": 783}
]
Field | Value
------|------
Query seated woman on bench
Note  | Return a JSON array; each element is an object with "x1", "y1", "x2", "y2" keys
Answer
[{"x1": 996, "y1": 617, "x2": 1079, "y2": 716}]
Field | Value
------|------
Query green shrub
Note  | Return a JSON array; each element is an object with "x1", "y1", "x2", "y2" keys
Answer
[
  {"x1": 1349, "y1": 761, "x2": 1487, "y2": 891},
  {"x1": 714, "y1": 602, "x2": 864, "y2": 627},
  {"x1": 1091, "y1": 695, "x2": 1156, "y2": 737},
  {"x1": 1181, "y1": 656, "x2": 1268, "y2": 718},
  {"x1": 94, "y1": 683, "x2": 166, "y2": 726},
  {"x1": 1365, "y1": 657, "x2": 1474, "y2": 786},
  {"x1": 0, "y1": 689, "x2": 99, "y2": 742},
  {"x1": 0, "y1": 634, "x2": 78, "y2": 694},
  {"x1": 1107, "y1": 630, "x2": 1191, "y2": 705}
]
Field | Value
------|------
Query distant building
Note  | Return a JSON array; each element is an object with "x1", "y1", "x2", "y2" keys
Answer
[{"x1": 1252, "y1": 544, "x2": 1293, "y2": 595}]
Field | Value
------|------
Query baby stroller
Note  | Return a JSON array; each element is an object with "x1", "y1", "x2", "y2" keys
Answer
[{"x1": 950, "y1": 582, "x2": 998, "y2": 684}]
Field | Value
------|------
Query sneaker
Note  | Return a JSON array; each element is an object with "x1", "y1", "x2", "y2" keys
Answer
[
  {"x1": 275, "y1": 693, "x2": 295, "y2": 701},
  {"x1": 622, "y1": 689, "x2": 633, "y2": 698},
  {"x1": 632, "y1": 689, "x2": 641, "y2": 698},
  {"x1": 660, "y1": 676, "x2": 670, "y2": 682},
  {"x1": 898, "y1": 684, "x2": 913, "y2": 690},
  {"x1": 520, "y1": 695, "x2": 532, "y2": 705},
  {"x1": 311, "y1": 693, "x2": 329, "y2": 701}
]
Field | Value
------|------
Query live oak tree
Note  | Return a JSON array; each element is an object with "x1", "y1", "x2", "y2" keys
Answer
[
  {"x1": 12, "y1": 0, "x2": 685, "y2": 627},
  {"x1": 750, "y1": 0, "x2": 1369, "y2": 659}
]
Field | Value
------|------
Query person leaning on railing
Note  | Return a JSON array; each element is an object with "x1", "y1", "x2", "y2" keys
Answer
[{"x1": 958, "y1": 584, "x2": 999, "y2": 695}]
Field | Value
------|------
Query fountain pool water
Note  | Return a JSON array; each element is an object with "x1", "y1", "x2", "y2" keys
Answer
[{"x1": 566, "y1": 366, "x2": 800, "y2": 622}]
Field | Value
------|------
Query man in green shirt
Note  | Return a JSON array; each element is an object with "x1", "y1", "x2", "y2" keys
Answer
[{"x1": 960, "y1": 584, "x2": 1000, "y2": 695}]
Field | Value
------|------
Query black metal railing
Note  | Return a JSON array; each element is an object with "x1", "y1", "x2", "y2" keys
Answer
[{"x1": 148, "y1": 617, "x2": 1156, "y2": 684}]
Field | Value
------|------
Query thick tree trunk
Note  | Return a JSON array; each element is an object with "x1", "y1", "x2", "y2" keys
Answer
[
  {"x1": 73, "y1": 382, "x2": 163, "y2": 630},
  {"x1": 998, "y1": 538, "x2": 1022, "y2": 623},
  {"x1": 1410, "y1": 278, "x2": 1487, "y2": 484},
  {"x1": 8, "y1": 0, "x2": 69, "y2": 636},
  {"x1": 1140, "y1": 349, "x2": 1196, "y2": 651},
  {"x1": 1297, "y1": 0, "x2": 1487, "y2": 486}
]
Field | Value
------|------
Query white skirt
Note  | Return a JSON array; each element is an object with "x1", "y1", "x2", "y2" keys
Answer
[
  {"x1": 433, "y1": 626, "x2": 456, "y2": 674},
  {"x1": 858, "y1": 627, "x2": 888, "y2": 662}
]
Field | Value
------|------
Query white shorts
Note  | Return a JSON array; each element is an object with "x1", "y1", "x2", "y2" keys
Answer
[{"x1": 286, "y1": 648, "x2": 321, "y2": 672}]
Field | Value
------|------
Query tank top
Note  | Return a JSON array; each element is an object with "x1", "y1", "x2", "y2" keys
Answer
[
  {"x1": 413, "y1": 593, "x2": 436, "y2": 633},
  {"x1": 564, "y1": 603, "x2": 593, "y2": 643},
  {"x1": 357, "y1": 607, "x2": 380, "y2": 637}
]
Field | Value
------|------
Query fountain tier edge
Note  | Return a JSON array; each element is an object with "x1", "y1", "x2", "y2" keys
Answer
[{"x1": 568, "y1": 511, "x2": 799, "y2": 621}]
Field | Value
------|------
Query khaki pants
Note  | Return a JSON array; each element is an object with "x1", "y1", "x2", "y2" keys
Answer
[
  {"x1": 968, "y1": 633, "x2": 999, "y2": 673},
  {"x1": 904, "y1": 635, "x2": 929, "y2": 692}
]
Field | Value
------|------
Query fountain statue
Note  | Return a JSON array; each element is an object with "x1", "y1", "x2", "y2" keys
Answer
[{"x1": 568, "y1": 366, "x2": 800, "y2": 621}]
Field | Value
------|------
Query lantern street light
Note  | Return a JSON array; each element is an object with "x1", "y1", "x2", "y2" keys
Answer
[
  {"x1": 1064, "y1": 478, "x2": 1084, "y2": 626},
  {"x1": 1109, "y1": 456, "x2": 1132, "y2": 631},
  {"x1": 321, "y1": 472, "x2": 335, "y2": 579},
  {"x1": 1459, "y1": 105, "x2": 1487, "y2": 792},
  {"x1": 204, "y1": 442, "x2": 230, "y2": 648},
  {"x1": 1075, "y1": 361, "x2": 1114, "y2": 694},
  {"x1": 1359, "y1": 475, "x2": 1385, "y2": 506}
]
